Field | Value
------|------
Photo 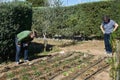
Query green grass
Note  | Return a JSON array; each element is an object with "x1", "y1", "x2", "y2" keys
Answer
[
  {"x1": 34, "y1": 71, "x2": 42, "y2": 76},
  {"x1": 22, "y1": 74, "x2": 30, "y2": 80},
  {"x1": 20, "y1": 68, "x2": 27, "y2": 74},
  {"x1": 7, "y1": 72, "x2": 15, "y2": 79},
  {"x1": 31, "y1": 65, "x2": 37, "y2": 70}
]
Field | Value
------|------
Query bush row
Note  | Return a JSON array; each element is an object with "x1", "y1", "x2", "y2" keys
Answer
[
  {"x1": 0, "y1": 2, "x2": 32, "y2": 61},
  {"x1": 32, "y1": 1, "x2": 120, "y2": 39}
]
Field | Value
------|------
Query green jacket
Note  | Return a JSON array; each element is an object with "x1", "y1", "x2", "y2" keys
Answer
[{"x1": 17, "y1": 30, "x2": 31, "y2": 43}]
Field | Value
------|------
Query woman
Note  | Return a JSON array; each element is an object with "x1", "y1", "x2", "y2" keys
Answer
[
  {"x1": 15, "y1": 30, "x2": 37, "y2": 65},
  {"x1": 100, "y1": 15, "x2": 118, "y2": 56}
]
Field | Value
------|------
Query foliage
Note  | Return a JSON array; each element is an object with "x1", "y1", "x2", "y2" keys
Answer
[
  {"x1": 32, "y1": 1, "x2": 120, "y2": 39},
  {"x1": 116, "y1": 41, "x2": 120, "y2": 80},
  {"x1": 0, "y1": 2, "x2": 32, "y2": 61},
  {"x1": 109, "y1": 31, "x2": 120, "y2": 80},
  {"x1": 26, "y1": 0, "x2": 48, "y2": 7}
]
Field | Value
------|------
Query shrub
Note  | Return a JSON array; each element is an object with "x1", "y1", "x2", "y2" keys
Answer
[
  {"x1": 32, "y1": 1, "x2": 120, "y2": 39},
  {"x1": 0, "y1": 1, "x2": 32, "y2": 61}
]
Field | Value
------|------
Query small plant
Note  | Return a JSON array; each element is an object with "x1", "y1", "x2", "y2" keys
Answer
[
  {"x1": 63, "y1": 71, "x2": 69, "y2": 76},
  {"x1": 20, "y1": 68, "x2": 27, "y2": 74},
  {"x1": 7, "y1": 72, "x2": 15, "y2": 79},
  {"x1": 45, "y1": 68, "x2": 50, "y2": 73},
  {"x1": 31, "y1": 65, "x2": 37, "y2": 70},
  {"x1": 22, "y1": 74, "x2": 30, "y2": 80},
  {"x1": 34, "y1": 71, "x2": 42, "y2": 76},
  {"x1": 70, "y1": 68, "x2": 74, "y2": 72},
  {"x1": 105, "y1": 58, "x2": 113, "y2": 64},
  {"x1": 77, "y1": 65, "x2": 81, "y2": 69},
  {"x1": 40, "y1": 61, "x2": 46, "y2": 65},
  {"x1": 54, "y1": 63, "x2": 59, "y2": 67}
]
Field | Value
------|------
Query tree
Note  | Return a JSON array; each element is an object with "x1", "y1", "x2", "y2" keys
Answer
[
  {"x1": 41, "y1": 0, "x2": 64, "y2": 51},
  {"x1": 26, "y1": 0, "x2": 48, "y2": 7}
]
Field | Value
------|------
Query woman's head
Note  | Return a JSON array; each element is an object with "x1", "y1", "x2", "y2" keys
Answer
[
  {"x1": 30, "y1": 31, "x2": 37, "y2": 38},
  {"x1": 103, "y1": 15, "x2": 110, "y2": 23}
]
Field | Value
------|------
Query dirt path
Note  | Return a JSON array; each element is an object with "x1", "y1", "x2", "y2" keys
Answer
[{"x1": 60, "y1": 40, "x2": 105, "y2": 56}]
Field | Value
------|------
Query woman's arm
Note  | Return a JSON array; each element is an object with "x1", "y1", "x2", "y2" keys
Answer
[
  {"x1": 113, "y1": 23, "x2": 119, "y2": 32},
  {"x1": 100, "y1": 24, "x2": 105, "y2": 34}
]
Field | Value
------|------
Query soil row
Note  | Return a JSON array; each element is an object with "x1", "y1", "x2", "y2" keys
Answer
[{"x1": 0, "y1": 51, "x2": 92, "y2": 80}]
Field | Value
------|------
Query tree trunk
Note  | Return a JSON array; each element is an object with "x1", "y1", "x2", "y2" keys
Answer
[{"x1": 43, "y1": 33, "x2": 47, "y2": 52}]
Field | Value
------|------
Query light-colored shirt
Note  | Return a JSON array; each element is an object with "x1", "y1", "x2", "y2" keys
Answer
[
  {"x1": 17, "y1": 30, "x2": 31, "y2": 42},
  {"x1": 102, "y1": 20, "x2": 115, "y2": 34}
]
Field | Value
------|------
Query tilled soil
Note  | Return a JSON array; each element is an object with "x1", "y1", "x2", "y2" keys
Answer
[{"x1": 0, "y1": 40, "x2": 112, "y2": 80}]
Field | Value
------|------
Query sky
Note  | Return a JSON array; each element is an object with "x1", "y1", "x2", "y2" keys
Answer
[
  {"x1": 0, "y1": 0, "x2": 103, "y2": 6},
  {"x1": 61, "y1": 0, "x2": 103, "y2": 6},
  {"x1": 0, "y1": 0, "x2": 24, "y2": 2}
]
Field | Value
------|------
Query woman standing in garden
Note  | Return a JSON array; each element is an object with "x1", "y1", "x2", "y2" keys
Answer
[
  {"x1": 15, "y1": 30, "x2": 37, "y2": 65},
  {"x1": 100, "y1": 15, "x2": 118, "y2": 57}
]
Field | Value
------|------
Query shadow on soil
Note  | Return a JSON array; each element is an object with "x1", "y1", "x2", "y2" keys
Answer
[
  {"x1": 28, "y1": 42, "x2": 54, "y2": 60},
  {"x1": 0, "y1": 42, "x2": 54, "y2": 64}
]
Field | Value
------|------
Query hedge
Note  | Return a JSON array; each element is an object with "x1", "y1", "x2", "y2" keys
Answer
[
  {"x1": 0, "y1": 1, "x2": 32, "y2": 61},
  {"x1": 32, "y1": 1, "x2": 120, "y2": 39}
]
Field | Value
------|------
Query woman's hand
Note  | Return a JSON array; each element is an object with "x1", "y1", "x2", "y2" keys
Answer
[
  {"x1": 25, "y1": 43, "x2": 28, "y2": 46},
  {"x1": 17, "y1": 44, "x2": 21, "y2": 47}
]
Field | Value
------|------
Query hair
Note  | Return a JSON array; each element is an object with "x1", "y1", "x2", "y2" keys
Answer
[
  {"x1": 32, "y1": 30, "x2": 37, "y2": 38},
  {"x1": 102, "y1": 15, "x2": 110, "y2": 23},
  {"x1": 29, "y1": 30, "x2": 37, "y2": 38}
]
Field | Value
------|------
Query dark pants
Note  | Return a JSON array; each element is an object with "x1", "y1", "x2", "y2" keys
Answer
[
  {"x1": 15, "y1": 38, "x2": 28, "y2": 62},
  {"x1": 104, "y1": 34, "x2": 112, "y2": 53}
]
